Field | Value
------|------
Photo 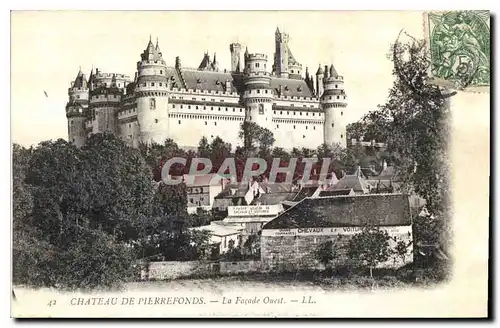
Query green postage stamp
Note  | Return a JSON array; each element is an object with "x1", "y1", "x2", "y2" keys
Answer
[{"x1": 424, "y1": 10, "x2": 490, "y2": 92}]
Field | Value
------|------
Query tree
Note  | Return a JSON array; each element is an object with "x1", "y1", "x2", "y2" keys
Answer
[
  {"x1": 314, "y1": 240, "x2": 339, "y2": 269},
  {"x1": 197, "y1": 136, "x2": 211, "y2": 159},
  {"x1": 365, "y1": 33, "x2": 452, "y2": 247},
  {"x1": 347, "y1": 226, "x2": 392, "y2": 279},
  {"x1": 238, "y1": 121, "x2": 275, "y2": 156},
  {"x1": 394, "y1": 239, "x2": 412, "y2": 265}
]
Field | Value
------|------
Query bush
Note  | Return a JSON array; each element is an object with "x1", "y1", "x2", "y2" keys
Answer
[{"x1": 56, "y1": 229, "x2": 136, "y2": 291}]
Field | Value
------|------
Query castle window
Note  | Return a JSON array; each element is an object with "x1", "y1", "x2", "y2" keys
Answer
[
  {"x1": 233, "y1": 108, "x2": 235, "y2": 112},
  {"x1": 129, "y1": 124, "x2": 131, "y2": 128},
  {"x1": 300, "y1": 112, "x2": 302, "y2": 115},
  {"x1": 202, "y1": 98, "x2": 206, "y2": 101},
  {"x1": 293, "y1": 125, "x2": 296, "y2": 129},
  {"x1": 178, "y1": 120, "x2": 181, "y2": 124},
  {"x1": 257, "y1": 90, "x2": 260, "y2": 94},
  {"x1": 335, "y1": 84, "x2": 338, "y2": 88},
  {"x1": 151, "y1": 83, "x2": 155, "y2": 87},
  {"x1": 180, "y1": 105, "x2": 183, "y2": 109},
  {"x1": 225, "y1": 108, "x2": 228, "y2": 111},
  {"x1": 258, "y1": 104, "x2": 264, "y2": 115},
  {"x1": 306, "y1": 126, "x2": 308, "y2": 130},
  {"x1": 205, "y1": 121, "x2": 207, "y2": 125},
  {"x1": 303, "y1": 105, "x2": 306, "y2": 107},
  {"x1": 240, "y1": 108, "x2": 242, "y2": 112},
  {"x1": 337, "y1": 96, "x2": 340, "y2": 99},
  {"x1": 341, "y1": 111, "x2": 343, "y2": 116},
  {"x1": 192, "y1": 98, "x2": 196, "y2": 101},
  {"x1": 287, "y1": 111, "x2": 289, "y2": 114},
  {"x1": 255, "y1": 63, "x2": 260, "y2": 68},
  {"x1": 196, "y1": 106, "x2": 198, "y2": 109},
  {"x1": 276, "y1": 124, "x2": 279, "y2": 128},
  {"x1": 155, "y1": 119, "x2": 158, "y2": 123},
  {"x1": 291, "y1": 70, "x2": 294, "y2": 74},
  {"x1": 291, "y1": 104, "x2": 294, "y2": 107},
  {"x1": 150, "y1": 98, "x2": 156, "y2": 110},
  {"x1": 159, "y1": 83, "x2": 162, "y2": 87},
  {"x1": 306, "y1": 112, "x2": 308, "y2": 116},
  {"x1": 143, "y1": 83, "x2": 146, "y2": 87},
  {"x1": 265, "y1": 90, "x2": 268, "y2": 94},
  {"x1": 221, "y1": 99, "x2": 224, "y2": 102},
  {"x1": 214, "y1": 122, "x2": 217, "y2": 126},
  {"x1": 329, "y1": 96, "x2": 332, "y2": 100},
  {"x1": 273, "y1": 111, "x2": 276, "y2": 114},
  {"x1": 172, "y1": 105, "x2": 176, "y2": 108},
  {"x1": 280, "y1": 111, "x2": 282, "y2": 114},
  {"x1": 188, "y1": 105, "x2": 191, "y2": 109},
  {"x1": 331, "y1": 123, "x2": 334, "y2": 127},
  {"x1": 313, "y1": 126, "x2": 316, "y2": 130},
  {"x1": 218, "y1": 107, "x2": 221, "y2": 111},
  {"x1": 211, "y1": 99, "x2": 215, "y2": 102},
  {"x1": 293, "y1": 112, "x2": 296, "y2": 115},
  {"x1": 341, "y1": 134, "x2": 344, "y2": 139},
  {"x1": 160, "y1": 70, "x2": 163, "y2": 74}
]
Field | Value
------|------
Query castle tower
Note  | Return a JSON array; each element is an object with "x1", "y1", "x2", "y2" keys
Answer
[
  {"x1": 66, "y1": 68, "x2": 89, "y2": 148},
  {"x1": 135, "y1": 36, "x2": 169, "y2": 145},
  {"x1": 274, "y1": 27, "x2": 289, "y2": 78},
  {"x1": 230, "y1": 43, "x2": 242, "y2": 72},
  {"x1": 322, "y1": 64, "x2": 348, "y2": 148},
  {"x1": 242, "y1": 53, "x2": 274, "y2": 131},
  {"x1": 88, "y1": 69, "x2": 128, "y2": 136},
  {"x1": 315, "y1": 64, "x2": 324, "y2": 98}
]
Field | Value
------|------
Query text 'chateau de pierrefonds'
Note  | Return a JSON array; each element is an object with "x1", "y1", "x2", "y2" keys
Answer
[{"x1": 66, "y1": 28, "x2": 348, "y2": 150}]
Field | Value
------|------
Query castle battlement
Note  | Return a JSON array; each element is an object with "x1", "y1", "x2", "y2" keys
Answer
[{"x1": 94, "y1": 72, "x2": 130, "y2": 80}]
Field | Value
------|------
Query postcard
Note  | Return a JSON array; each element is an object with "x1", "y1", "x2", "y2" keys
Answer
[{"x1": 11, "y1": 10, "x2": 490, "y2": 318}]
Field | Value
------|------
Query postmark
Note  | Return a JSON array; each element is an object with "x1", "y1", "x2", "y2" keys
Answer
[{"x1": 424, "y1": 10, "x2": 490, "y2": 93}]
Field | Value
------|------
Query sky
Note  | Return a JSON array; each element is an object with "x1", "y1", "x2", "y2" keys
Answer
[{"x1": 11, "y1": 11, "x2": 426, "y2": 147}]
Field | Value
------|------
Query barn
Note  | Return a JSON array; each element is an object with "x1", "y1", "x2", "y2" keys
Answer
[{"x1": 260, "y1": 193, "x2": 413, "y2": 271}]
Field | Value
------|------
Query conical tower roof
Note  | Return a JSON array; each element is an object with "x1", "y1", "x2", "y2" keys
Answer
[
  {"x1": 316, "y1": 64, "x2": 324, "y2": 75},
  {"x1": 329, "y1": 64, "x2": 338, "y2": 78}
]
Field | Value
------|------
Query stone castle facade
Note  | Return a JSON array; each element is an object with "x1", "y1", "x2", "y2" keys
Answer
[{"x1": 66, "y1": 28, "x2": 348, "y2": 150}]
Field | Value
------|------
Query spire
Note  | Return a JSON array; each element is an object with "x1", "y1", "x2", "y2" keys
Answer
[
  {"x1": 275, "y1": 26, "x2": 280, "y2": 34},
  {"x1": 245, "y1": 46, "x2": 249, "y2": 57},
  {"x1": 305, "y1": 67, "x2": 310, "y2": 80},
  {"x1": 316, "y1": 64, "x2": 324, "y2": 75},
  {"x1": 329, "y1": 64, "x2": 338, "y2": 78}
]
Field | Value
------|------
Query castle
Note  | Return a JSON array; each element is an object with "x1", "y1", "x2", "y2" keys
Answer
[{"x1": 66, "y1": 28, "x2": 348, "y2": 150}]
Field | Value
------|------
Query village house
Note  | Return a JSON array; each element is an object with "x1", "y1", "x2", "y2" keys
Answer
[
  {"x1": 184, "y1": 173, "x2": 225, "y2": 214},
  {"x1": 189, "y1": 221, "x2": 244, "y2": 255},
  {"x1": 260, "y1": 193, "x2": 414, "y2": 271}
]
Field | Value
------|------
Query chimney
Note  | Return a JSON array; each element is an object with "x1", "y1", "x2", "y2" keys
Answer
[{"x1": 175, "y1": 56, "x2": 181, "y2": 69}]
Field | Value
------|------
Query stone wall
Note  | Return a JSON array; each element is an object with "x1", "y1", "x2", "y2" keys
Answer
[
  {"x1": 261, "y1": 230, "x2": 413, "y2": 271},
  {"x1": 142, "y1": 261, "x2": 263, "y2": 280}
]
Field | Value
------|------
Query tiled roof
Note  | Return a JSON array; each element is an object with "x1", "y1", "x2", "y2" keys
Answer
[
  {"x1": 165, "y1": 67, "x2": 183, "y2": 89},
  {"x1": 215, "y1": 183, "x2": 249, "y2": 198},
  {"x1": 181, "y1": 69, "x2": 236, "y2": 92},
  {"x1": 293, "y1": 186, "x2": 319, "y2": 201},
  {"x1": 319, "y1": 189, "x2": 355, "y2": 197},
  {"x1": 326, "y1": 174, "x2": 371, "y2": 193},
  {"x1": 252, "y1": 192, "x2": 297, "y2": 205},
  {"x1": 263, "y1": 194, "x2": 412, "y2": 229},
  {"x1": 182, "y1": 173, "x2": 225, "y2": 187},
  {"x1": 190, "y1": 224, "x2": 241, "y2": 237},
  {"x1": 270, "y1": 78, "x2": 313, "y2": 97}
]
